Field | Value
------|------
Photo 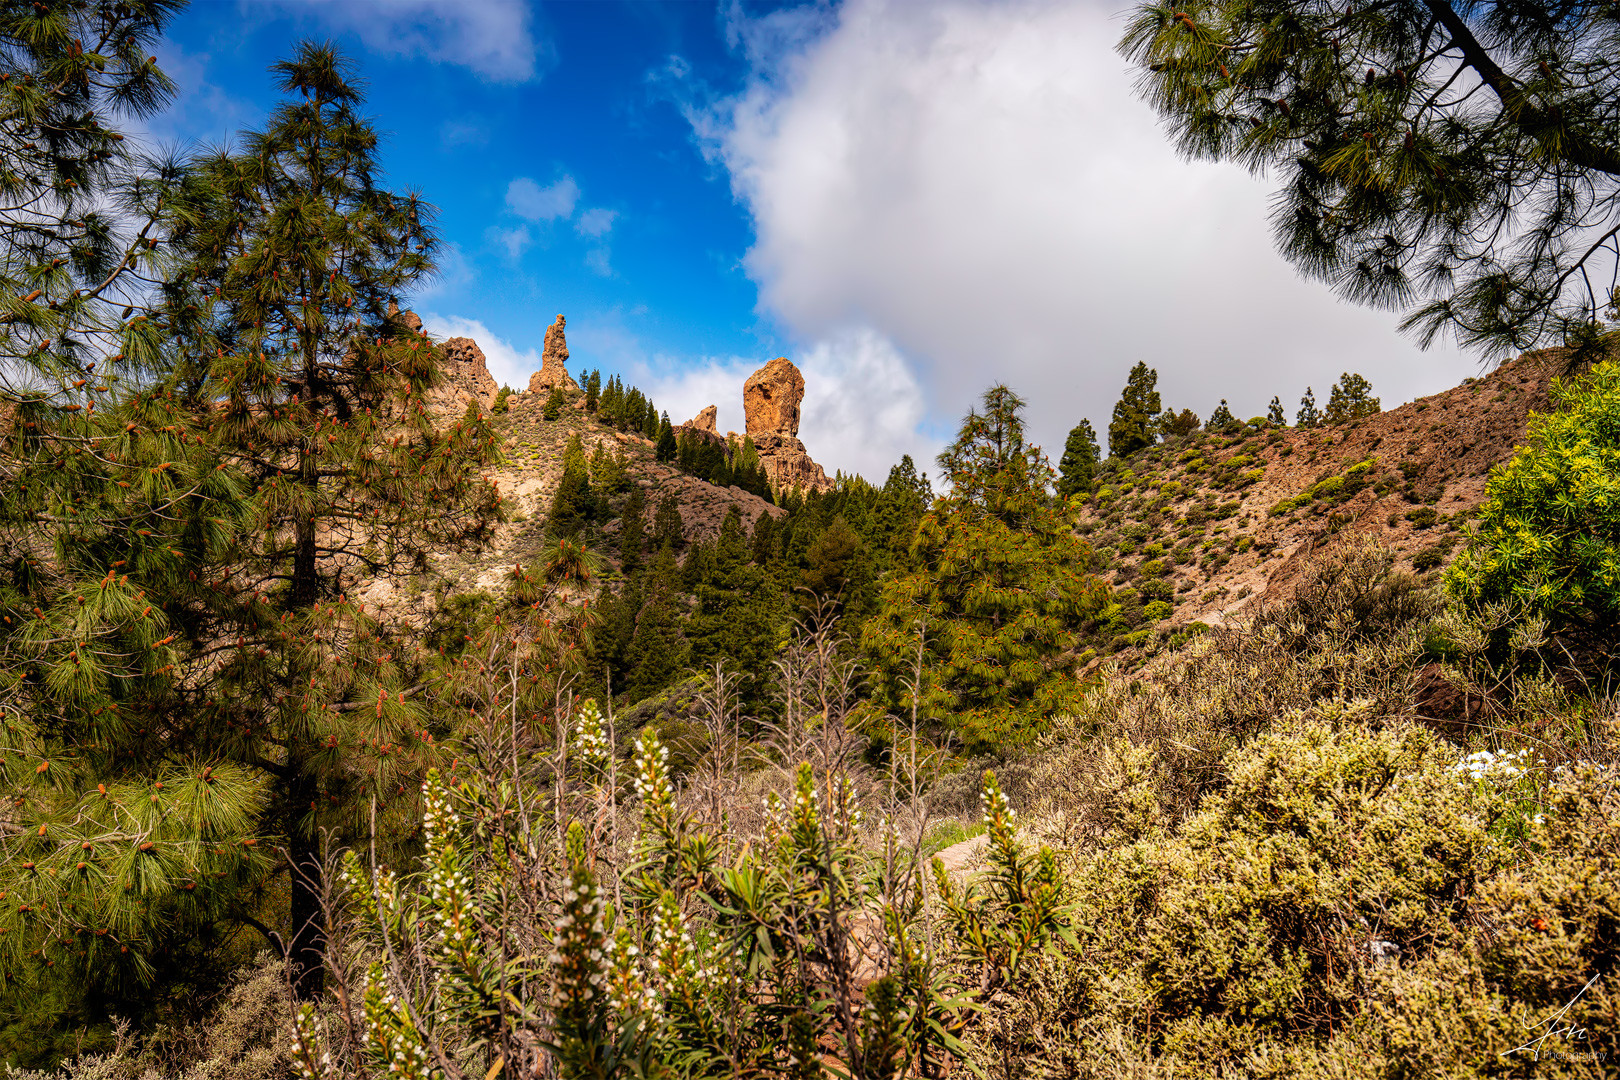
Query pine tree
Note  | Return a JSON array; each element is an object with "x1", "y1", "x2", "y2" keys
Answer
[
  {"x1": 1207, "y1": 399, "x2": 1236, "y2": 430},
  {"x1": 1157, "y1": 408, "x2": 1201, "y2": 439},
  {"x1": 800, "y1": 516, "x2": 874, "y2": 622},
  {"x1": 1324, "y1": 372, "x2": 1381, "y2": 424},
  {"x1": 585, "y1": 369, "x2": 601, "y2": 413},
  {"x1": 551, "y1": 432, "x2": 593, "y2": 536},
  {"x1": 88, "y1": 42, "x2": 497, "y2": 996},
  {"x1": 544, "y1": 385, "x2": 564, "y2": 421},
  {"x1": 652, "y1": 493, "x2": 684, "y2": 552},
  {"x1": 1057, "y1": 419, "x2": 1100, "y2": 499},
  {"x1": 866, "y1": 386, "x2": 1108, "y2": 750},
  {"x1": 689, "y1": 507, "x2": 787, "y2": 699},
  {"x1": 1268, "y1": 396, "x2": 1287, "y2": 425},
  {"x1": 619, "y1": 486, "x2": 646, "y2": 575},
  {"x1": 751, "y1": 511, "x2": 779, "y2": 568},
  {"x1": 938, "y1": 384, "x2": 1039, "y2": 513},
  {"x1": 0, "y1": 0, "x2": 259, "y2": 1009},
  {"x1": 1297, "y1": 387, "x2": 1321, "y2": 428},
  {"x1": 656, "y1": 412, "x2": 676, "y2": 462},
  {"x1": 1108, "y1": 362, "x2": 1161, "y2": 459},
  {"x1": 675, "y1": 428, "x2": 697, "y2": 473},
  {"x1": 875, "y1": 455, "x2": 932, "y2": 568},
  {"x1": 625, "y1": 548, "x2": 689, "y2": 700}
]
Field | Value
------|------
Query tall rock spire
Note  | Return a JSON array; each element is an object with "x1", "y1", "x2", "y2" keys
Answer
[{"x1": 527, "y1": 314, "x2": 581, "y2": 394}]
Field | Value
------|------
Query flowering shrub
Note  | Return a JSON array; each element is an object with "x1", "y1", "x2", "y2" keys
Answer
[{"x1": 287, "y1": 724, "x2": 1065, "y2": 1079}]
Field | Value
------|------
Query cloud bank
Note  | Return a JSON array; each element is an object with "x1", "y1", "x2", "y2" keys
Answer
[{"x1": 690, "y1": 0, "x2": 1477, "y2": 473}]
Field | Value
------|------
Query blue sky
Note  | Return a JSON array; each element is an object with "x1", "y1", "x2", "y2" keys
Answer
[{"x1": 156, "y1": 0, "x2": 1482, "y2": 481}]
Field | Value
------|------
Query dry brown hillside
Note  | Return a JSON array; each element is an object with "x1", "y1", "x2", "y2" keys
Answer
[{"x1": 1076, "y1": 348, "x2": 1572, "y2": 654}]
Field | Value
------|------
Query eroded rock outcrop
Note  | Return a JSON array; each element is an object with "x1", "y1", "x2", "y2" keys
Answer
[
  {"x1": 387, "y1": 307, "x2": 499, "y2": 414},
  {"x1": 527, "y1": 315, "x2": 581, "y2": 395},
  {"x1": 688, "y1": 405, "x2": 718, "y2": 434},
  {"x1": 437, "y1": 337, "x2": 500, "y2": 412},
  {"x1": 743, "y1": 357, "x2": 830, "y2": 493}
]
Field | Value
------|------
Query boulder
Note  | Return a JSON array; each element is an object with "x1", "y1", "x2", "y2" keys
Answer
[{"x1": 527, "y1": 314, "x2": 581, "y2": 395}]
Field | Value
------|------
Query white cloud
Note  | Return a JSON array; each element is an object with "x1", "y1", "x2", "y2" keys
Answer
[
  {"x1": 693, "y1": 0, "x2": 1479, "y2": 466},
  {"x1": 485, "y1": 224, "x2": 531, "y2": 260},
  {"x1": 419, "y1": 313, "x2": 541, "y2": 390},
  {"x1": 635, "y1": 357, "x2": 754, "y2": 436},
  {"x1": 584, "y1": 247, "x2": 614, "y2": 277},
  {"x1": 627, "y1": 328, "x2": 939, "y2": 482},
  {"x1": 575, "y1": 208, "x2": 618, "y2": 239},
  {"x1": 795, "y1": 329, "x2": 940, "y2": 481},
  {"x1": 262, "y1": 0, "x2": 548, "y2": 84},
  {"x1": 506, "y1": 176, "x2": 580, "y2": 222}
]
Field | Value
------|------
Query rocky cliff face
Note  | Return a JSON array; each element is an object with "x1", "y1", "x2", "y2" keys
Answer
[
  {"x1": 743, "y1": 357, "x2": 831, "y2": 493},
  {"x1": 386, "y1": 308, "x2": 499, "y2": 415},
  {"x1": 527, "y1": 315, "x2": 581, "y2": 395}
]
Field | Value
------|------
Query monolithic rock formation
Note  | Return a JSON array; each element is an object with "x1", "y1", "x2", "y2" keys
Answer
[
  {"x1": 527, "y1": 315, "x2": 581, "y2": 395},
  {"x1": 743, "y1": 357, "x2": 830, "y2": 493},
  {"x1": 744, "y1": 357, "x2": 804, "y2": 437}
]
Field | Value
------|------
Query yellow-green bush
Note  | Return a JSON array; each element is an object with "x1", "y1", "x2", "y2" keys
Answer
[{"x1": 967, "y1": 715, "x2": 1618, "y2": 1078}]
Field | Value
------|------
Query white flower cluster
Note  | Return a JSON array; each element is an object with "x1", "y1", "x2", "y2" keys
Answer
[
  {"x1": 421, "y1": 774, "x2": 454, "y2": 850},
  {"x1": 830, "y1": 773, "x2": 863, "y2": 832},
  {"x1": 363, "y1": 970, "x2": 437, "y2": 1079},
  {"x1": 980, "y1": 782, "x2": 1016, "y2": 826},
  {"x1": 1453, "y1": 748, "x2": 1534, "y2": 784},
  {"x1": 647, "y1": 890, "x2": 723, "y2": 994},
  {"x1": 551, "y1": 882, "x2": 609, "y2": 1005},
  {"x1": 631, "y1": 737, "x2": 673, "y2": 804},
  {"x1": 288, "y1": 1005, "x2": 334, "y2": 1080},
  {"x1": 574, "y1": 699, "x2": 611, "y2": 777},
  {"x1": 609, "y1": 927, "x2": 657, "y2": 1018}
]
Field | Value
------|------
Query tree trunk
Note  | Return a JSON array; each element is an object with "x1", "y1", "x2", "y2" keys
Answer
[{"x1": 286, "y1": 773, "x2": 326, "y2": 999}]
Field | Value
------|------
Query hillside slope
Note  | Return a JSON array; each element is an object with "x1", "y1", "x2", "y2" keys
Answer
[{"x1": 1078, "y1": 349, "x2": 1568, "y2": 656}]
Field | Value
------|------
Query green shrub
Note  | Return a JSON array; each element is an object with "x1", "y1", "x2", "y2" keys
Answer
[
  {"x1": 1411, "y1": 545, "x2": 1447, "y2": 572},
  {"x1": 1143, "y1": 600, "x2": 1174, "y2": 622},
  {"x1": 1406, "y1": 506, "x2": 1439, "y2": 529},
  {"x1": 1450, "y1": 357, "x2": 1620, "y2": 640},
  {"x1": 1311, "y1": 475, "x2": 1345, "y2": 499}
]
